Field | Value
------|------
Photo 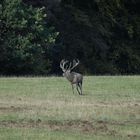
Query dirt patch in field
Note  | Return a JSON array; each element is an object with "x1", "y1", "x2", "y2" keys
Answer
[
  {"x1": 0, "y1": 119, "x2": 111, "y2": 133},
  {"x1": 47, "y1": 120, "x2": 112, "y2": 134},
  {"x1": 94, "y1": 100, "x2": 140, "y2": 107},
  {"x1": 0, "y1": 119, "x2": 117, "y2": 136},
  {"x1": 0, "y1": 106, "x2": 31, "y2": 113},
  {"x1": 96, "y1": 120, "x2": 140, "y2": 126},
  {"x1": 0, "y1": 119, "x2": 140, "y2": 138}
]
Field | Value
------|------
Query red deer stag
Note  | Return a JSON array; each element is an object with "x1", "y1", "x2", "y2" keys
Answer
[{"x1": 60, "y1": 59, "x2": 83, "y2": 95}]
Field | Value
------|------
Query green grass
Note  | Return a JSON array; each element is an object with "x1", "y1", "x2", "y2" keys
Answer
[{"x1": 0, "y1": 76, "x2": 140, "y2": 140}]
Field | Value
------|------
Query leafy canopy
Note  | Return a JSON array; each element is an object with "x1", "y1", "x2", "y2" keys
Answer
[{"x1": 0, "y1": 0, "x2": 58, "y2": 75}]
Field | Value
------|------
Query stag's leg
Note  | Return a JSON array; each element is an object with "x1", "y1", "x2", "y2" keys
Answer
[
  {"x1": 76, "y1": 83, "x2": 81, "y2": 95},
  {"x1": 79, "y1": 82, "x2": 82, "y2": 95},
  {"x1": 71, "y1": 84, "x2": 74, "y2": 94}
]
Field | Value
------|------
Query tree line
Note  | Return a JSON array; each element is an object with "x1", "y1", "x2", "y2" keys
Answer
[{"x1": 0, "y1": 0, "x2": 140, "y2": 75}]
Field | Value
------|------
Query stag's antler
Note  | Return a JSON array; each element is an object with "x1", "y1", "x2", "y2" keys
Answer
[
  {"x1": 60, "y1": 59, "x2": 68, "y2": 72},
  {"x1": 60, "y1": 59, "x2": 80, "y2": 72}
]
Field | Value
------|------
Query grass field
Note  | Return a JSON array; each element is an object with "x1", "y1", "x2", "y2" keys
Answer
[{"x1": 0, "y1": 76, "x2": 140, "y2": 140}]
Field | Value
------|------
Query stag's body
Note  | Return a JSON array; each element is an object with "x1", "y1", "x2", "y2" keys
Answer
[
  {"x1": 63, "y1": 72, "x2": 83, "y2": 84},
  {"x1": 60, "y1": 59, "x2": 83, "y2": 95}
]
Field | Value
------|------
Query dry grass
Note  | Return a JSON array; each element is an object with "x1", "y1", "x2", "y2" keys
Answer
[{"x1": 0, "y1": 76, "x2": 140, "y2": 140}]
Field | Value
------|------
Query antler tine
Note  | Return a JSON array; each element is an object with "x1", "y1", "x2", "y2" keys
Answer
[
  {"x1": 60, "y1": 59, "x2": 64, "y2": 69},
  {"x1": 68, "y1": 62, "x2": 72, "y2": 70},
  {"x1": 69, "y1": 59, "x2": 80, "y2": 70},
  {"x1": 74, "y1": 59, "x2": 79, "y2": 64},
  {"x1": 60, "y1": 59, "x2": 69, "y2": 71}
]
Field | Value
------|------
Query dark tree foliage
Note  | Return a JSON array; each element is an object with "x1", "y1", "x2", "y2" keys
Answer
[
  {"x1": 0, "y1": 0, "x2": 140, "y2": 75},
  {"x1": 50, "y1": 0, "x2": 140, "y2": 74},
  {"x1": 0, "y1": 0, "x2": 57, "y2": 75}
]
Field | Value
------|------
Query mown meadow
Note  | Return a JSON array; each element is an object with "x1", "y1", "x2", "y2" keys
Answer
[{"x1": 0, "y1": 76, "x2": 140, "y2": 140}]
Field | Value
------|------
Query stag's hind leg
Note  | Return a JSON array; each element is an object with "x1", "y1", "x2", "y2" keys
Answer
[{"x1": 76, "y1": 83, "x2": 82, "y2": 95}]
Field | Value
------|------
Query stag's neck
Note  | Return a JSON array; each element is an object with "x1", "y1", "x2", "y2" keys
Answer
[{"x1": 63, "y1": 72, "x2": 75, "y2": 83}]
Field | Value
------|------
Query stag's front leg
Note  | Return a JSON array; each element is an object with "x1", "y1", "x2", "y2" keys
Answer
[{"x1": 71, "y1": 84, "x2": 74, "y2": 94}]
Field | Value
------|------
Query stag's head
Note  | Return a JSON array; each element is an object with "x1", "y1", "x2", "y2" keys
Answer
[{"x1": 60, "y1": 59, "x2": 80, "y2": 74}]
